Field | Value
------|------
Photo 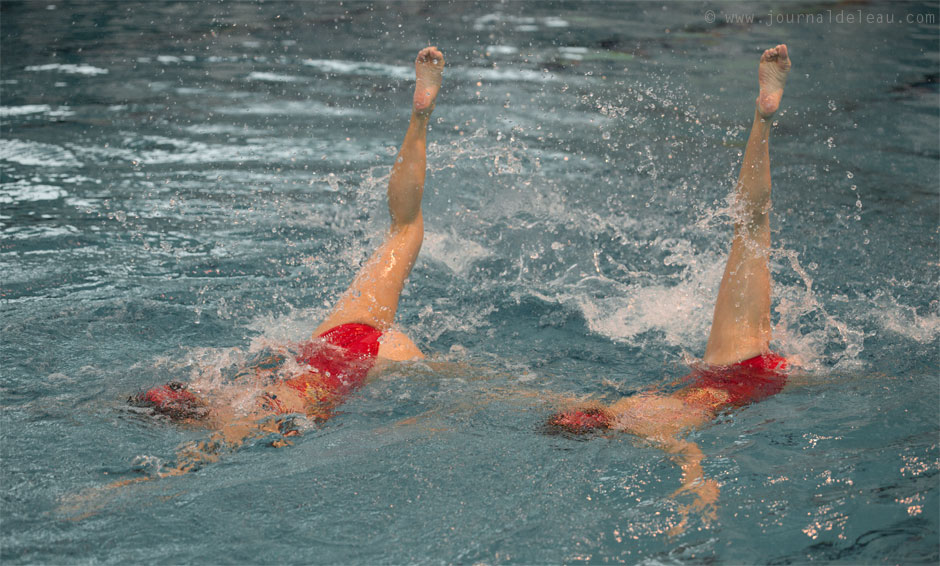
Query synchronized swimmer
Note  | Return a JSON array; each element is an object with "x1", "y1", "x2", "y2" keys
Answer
[
  {"x1": 131, "y1": 46, "x2": 444, "y2": 467},
  {"x1": 129, "y1": 44, "x2": 794, "y2": 518},
  {"x1": 547, "y1": 44, "x2": 792, "y2": 522}
]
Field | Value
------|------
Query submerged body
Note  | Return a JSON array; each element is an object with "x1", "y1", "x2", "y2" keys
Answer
[{"x1": 551, "y1": 352, "x2": 788, "y2": 436}]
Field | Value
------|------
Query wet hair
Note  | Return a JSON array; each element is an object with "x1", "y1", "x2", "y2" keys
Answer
[
  {"x1": 543, "y1": 407, "x2": 612, "y2": 436},
  {"x1": 129, "y1": 381, "x2": 209, "y2": 421}
]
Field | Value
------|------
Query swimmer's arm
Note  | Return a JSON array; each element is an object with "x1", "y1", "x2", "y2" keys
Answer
[
  {"x1": 658, "y1": 437, "x2": 718, "y2": 505},
  {"x1": 63, "y1": 419, "x2": 269, "y2": 518},
  {"x1": 157, "y1": 417, "x2": 279, "y2": 477},
  {"x1": 130, "y1": 416, "x2": 278, "y2": 481},
  {"x1": 606, "y1": 395, "x2": 718, "y2": 529},
  {"x1": 60, "y1": 412, "x2": 290, "y2": 521},
  {"x1": 656, "y1": 435, "x2": 719, "y2": 533}
]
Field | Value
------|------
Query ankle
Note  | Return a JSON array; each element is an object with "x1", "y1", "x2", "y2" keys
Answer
[
  {"x1": 412, "y1": 108, "x2": 433, "y2": 121},
  {"x1": 752, "y1": 108, "x2": 774, "y2": 131}
]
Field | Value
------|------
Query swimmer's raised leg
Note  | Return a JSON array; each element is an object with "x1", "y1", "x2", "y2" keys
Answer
[
  {"x1": 704, "y1": 45, "x2": 791, "y2": 365},
  {"x1": 314, "y1": 47, "x2": 445, "y2": 360}
]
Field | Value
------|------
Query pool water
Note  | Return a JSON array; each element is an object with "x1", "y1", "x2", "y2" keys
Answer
[{"x1": 2, "y1": 1, "x2": 938, "y2": 563}]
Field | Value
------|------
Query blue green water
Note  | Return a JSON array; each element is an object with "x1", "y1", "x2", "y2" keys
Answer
[{"x1": 2, "y1": 1, "x2": 938, "y2": 563}]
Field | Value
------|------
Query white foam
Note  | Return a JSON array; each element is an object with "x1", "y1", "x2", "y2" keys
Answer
[
  {"x1": 70, "y1": 133, "x2": 355, "y2": 166},
  {"x1": 243, "y1": 310, "x2": 327, "y2": 344},
  {"x1": 183, "y1": 124, "x2": 267, "y2": 136},
  {"x1": 559, "y1": 46, "x2": 590, "y2": 61},
  {"x1": 246, "y1": 72, "x2": 303, "y2": 83},
  {"x1": 24, "y1": 63, "x2": 108, "y2": 76},
  {"x1": 462, "y1": 67, "x2": 555, "y2": 83},
  {"x1": 416, "y1": 301, "x2": 495, "y2": 344},
  {"x1": 486, "y1": 45, "x2": 519, "y2": 55},
  {"x1": 47, "y1": 107, "x2": 75, "y2": 117},
  {"x1": 4, "y1": 224, "x2": 79, "y2": 239},
  {"x1": 64, "y1": 196, "x2": 98, "y2": 209},
  {"x1": 215, "y1": 100, "x2": 365, "y2": 117},
  {"x1": 0, "y1": 181, "x2": 67, "y2": 204},
  {"x1": 575, "y1": 276, "x2": 716, "y2": 349},
  {"x1": 2, "y1": 105, "x2": 76, "y2": 118},
  {"x1": 0, "y1": 105, "x2": 52, "y2": 117},
  {"x1": 472, "y1": 13, "x2": 565, "y2": 31},
  {"x1": 473, "y1": 13, "x2": 502, "y2": 27},
  {"x1": 155, "y1": 55, "x2": 194, "y2": 64},
  {"x1": 0, "y1": 139, "x2": 83, "y2": 167},
  {"x1": 422, "y1": 231, "x2": 493, "y2": 276},
  {"x1": 870, "y1": 293, "x2": 940, "y2": 344},
  {"x1": 529, "y1": 254, "x2": 720, "y2": 352},
  {"x1": 301, "y1": 58, "x2": 411, "y2": 80}
]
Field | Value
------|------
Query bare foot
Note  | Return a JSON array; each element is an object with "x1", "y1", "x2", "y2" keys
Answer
[
  {"x1": 757, "y1": 44, "x2": 791, "y2": 118},
  {"x1": 413, "y1": 46, "x2": 444, "y2": 117}
]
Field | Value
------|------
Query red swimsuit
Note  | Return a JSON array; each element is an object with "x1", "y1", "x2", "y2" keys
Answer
[
  {"x1": 283, "y1": 323, "x2": 383, "y2": 400},
  {"x1": 684, "y1": 352, "x2": 788, "y2": 406},
  {"x1": 548, "y1": 353, "x2": 789, "y2": 434}
]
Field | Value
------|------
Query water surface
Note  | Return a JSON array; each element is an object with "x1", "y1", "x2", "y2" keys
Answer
[{"x1": 2, "y1": 1, "x2": 938, "y2": 564}]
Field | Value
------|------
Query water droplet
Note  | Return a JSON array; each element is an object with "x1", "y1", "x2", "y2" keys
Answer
[
  {"x1": 602, "y1": 131, "x2": 610, "y2": 140},
  {"x1": 846, "y1": 171, "x2": 854, "y2": 179}
]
